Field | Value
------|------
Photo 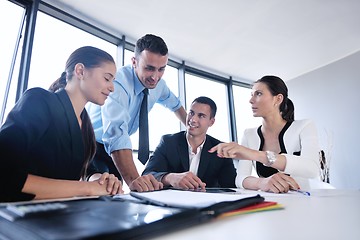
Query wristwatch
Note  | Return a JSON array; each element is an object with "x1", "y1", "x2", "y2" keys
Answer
[{"x1": 265, "y1": 151, "x2": 276, "y2": 166}]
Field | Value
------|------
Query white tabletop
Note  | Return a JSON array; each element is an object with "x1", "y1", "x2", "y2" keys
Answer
[{"x1": 151, "y1": 189, "x2": 360, "y2": 240}]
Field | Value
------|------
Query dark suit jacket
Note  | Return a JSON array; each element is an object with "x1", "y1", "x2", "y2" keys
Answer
[
  {"x1": 0, "y1": 88, "x2": 85, "y2": 202},
  {"x1": 142, "y1": 131, "x2": 236, "y2": 188}
]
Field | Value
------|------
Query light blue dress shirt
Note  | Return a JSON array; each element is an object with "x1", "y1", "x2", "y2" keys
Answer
[{"x1": 86, "y1": 65, "x2": 182, "y2": 155}]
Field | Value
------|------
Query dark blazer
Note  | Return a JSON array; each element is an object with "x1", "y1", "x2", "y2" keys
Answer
[
  {"x1": 0, "y1": 88, "x2": 85, "y2": 202},
  {"x1": 142, "y1": 131, "x2": 236, "y2": 188}
]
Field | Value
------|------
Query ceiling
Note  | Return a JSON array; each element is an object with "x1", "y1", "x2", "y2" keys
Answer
[{"x1": 42, "y1": 0, "x2": 360, "y2": 83}]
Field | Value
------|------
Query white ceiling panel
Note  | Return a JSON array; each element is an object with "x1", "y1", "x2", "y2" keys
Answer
[{"x1": 42, "y1": 0, "x2": 360, "y2": 82}]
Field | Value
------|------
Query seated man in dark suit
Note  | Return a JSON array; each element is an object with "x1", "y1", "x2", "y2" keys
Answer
[{"x1": 142, "y1": 96, "x2": 236, "y2": 190}]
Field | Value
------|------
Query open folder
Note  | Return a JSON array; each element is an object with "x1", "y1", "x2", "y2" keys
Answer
[
  {"x1": 130, "y1": 188, "x2": 261, "y2": 208},
  {"x1": 0, "y1": 189, "x2": 264, "y2": 240}
]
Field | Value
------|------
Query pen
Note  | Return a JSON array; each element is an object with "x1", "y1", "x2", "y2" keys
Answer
[
  {"x1": 284, "y1": 174, "x2": 310, "y2": 196},
  {"x1": 291, "y1": 189, "x2": 311, "y2": 196}
]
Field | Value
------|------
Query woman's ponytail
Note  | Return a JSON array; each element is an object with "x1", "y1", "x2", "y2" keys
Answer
[
  {"x1": 281, "y1": 98, "x2": 294, "y2": 122},
  {"x1": 49, "y1": 72, "x2": 67, "y2": 92}
]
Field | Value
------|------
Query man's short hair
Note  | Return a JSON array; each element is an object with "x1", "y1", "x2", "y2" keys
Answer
[
  {"x1": 192, "y1": 96, "x2": 217, "y2": 119},
  {"x1": 134, "y1": 34, "x2": 168, "y2": 58}
]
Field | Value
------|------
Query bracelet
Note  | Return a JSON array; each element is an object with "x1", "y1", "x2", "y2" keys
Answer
[{"x1": 264, "y1": 151, "x2": 276, "y2": 166}]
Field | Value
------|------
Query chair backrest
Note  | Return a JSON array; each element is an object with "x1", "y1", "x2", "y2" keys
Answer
[{"x1": 319, "y1": 150, "x2": 330, "y2": 183}]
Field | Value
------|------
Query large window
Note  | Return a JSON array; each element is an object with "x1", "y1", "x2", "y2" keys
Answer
[
  {"x1": 0, "y1": 1, "x2": 25, "y2": 124},
  {"x1": 233, "y1": 85, "x2": 262, "y2": 142},
  {"x1": 28, "y1": 12, "x2": 117, "y2": 90},
  {"x1": 184, "y1": 73, "x2": 230, "y2": 142}
]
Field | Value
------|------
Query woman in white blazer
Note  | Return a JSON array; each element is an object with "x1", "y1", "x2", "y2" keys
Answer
[{"x1": 210, "y1": 75, "x2": 320, "y2": 193}]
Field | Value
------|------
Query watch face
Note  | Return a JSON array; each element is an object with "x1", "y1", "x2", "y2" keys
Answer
[{"x1": 265, "y1": 151, "x2": 276, "y2": 166}]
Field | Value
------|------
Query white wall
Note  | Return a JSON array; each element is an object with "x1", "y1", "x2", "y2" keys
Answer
[{"x1": 287, "y1": 50, "x2": 360, "y2": 190}]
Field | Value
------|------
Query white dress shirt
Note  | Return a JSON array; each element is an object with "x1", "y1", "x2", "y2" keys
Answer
[{"x1": 187, "y1": 138, "x2": 206, "y2": 175}]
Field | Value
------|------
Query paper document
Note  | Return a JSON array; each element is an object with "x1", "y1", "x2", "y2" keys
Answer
[{"x1": 130, "y1": 189, "x2": 259, "y2": 209}]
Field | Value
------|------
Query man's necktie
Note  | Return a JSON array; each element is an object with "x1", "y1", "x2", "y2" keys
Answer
[{"x1": 138, "y1": 88, "x2": 149, "y2": 164}]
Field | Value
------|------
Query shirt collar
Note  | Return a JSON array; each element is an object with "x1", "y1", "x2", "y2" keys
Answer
[
  {"x1": 132, "y1": 66, "x2": 146, "y2": 95},
  {"x1": 186, "y1": 136, "x2": 206, "y2": 154}
]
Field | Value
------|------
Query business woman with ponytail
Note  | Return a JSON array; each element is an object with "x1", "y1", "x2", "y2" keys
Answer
[
  {"x1": 210, "y1": 75, "x2": 320, "y2": 193},
  {"x1": 0, "y1": 46, "x2": 123, "y2": 202}
]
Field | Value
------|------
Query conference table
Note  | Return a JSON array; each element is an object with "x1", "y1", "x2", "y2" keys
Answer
[
  {"x1": 151, "y1": 189, "x2": 360, "y2": 240},
  {"x1": 0, "y1": 188, "x2": 359, "y2": 239}
]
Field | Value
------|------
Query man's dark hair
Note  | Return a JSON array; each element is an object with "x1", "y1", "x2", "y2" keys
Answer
[
  {"x1": 192, "y1": 96, "x2": 217, "y2": 119},
  {"x1": 134, "y1": 34, "x2": 168, "y2": 58}
]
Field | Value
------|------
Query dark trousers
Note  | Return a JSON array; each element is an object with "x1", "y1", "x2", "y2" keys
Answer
[{"x1": 87, "y1": 142, "x2": 122, "y2": 181}]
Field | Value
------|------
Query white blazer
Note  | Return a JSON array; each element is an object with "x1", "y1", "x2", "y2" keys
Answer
[{"x1": 236, "y1": 119, "x2": 321, "y2": 188}]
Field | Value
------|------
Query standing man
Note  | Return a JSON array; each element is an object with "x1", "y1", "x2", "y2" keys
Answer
[
  {"x1": 142, "y1": 97, "x2": 236, "y2": 190},
  {"x1": 86, "y1": 34, "x2": 187, "y2": 192}
]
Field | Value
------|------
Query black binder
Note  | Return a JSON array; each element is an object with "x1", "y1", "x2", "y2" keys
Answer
[{"x1": 0, "y1": 193, "x2": 264, "y2": 240}]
